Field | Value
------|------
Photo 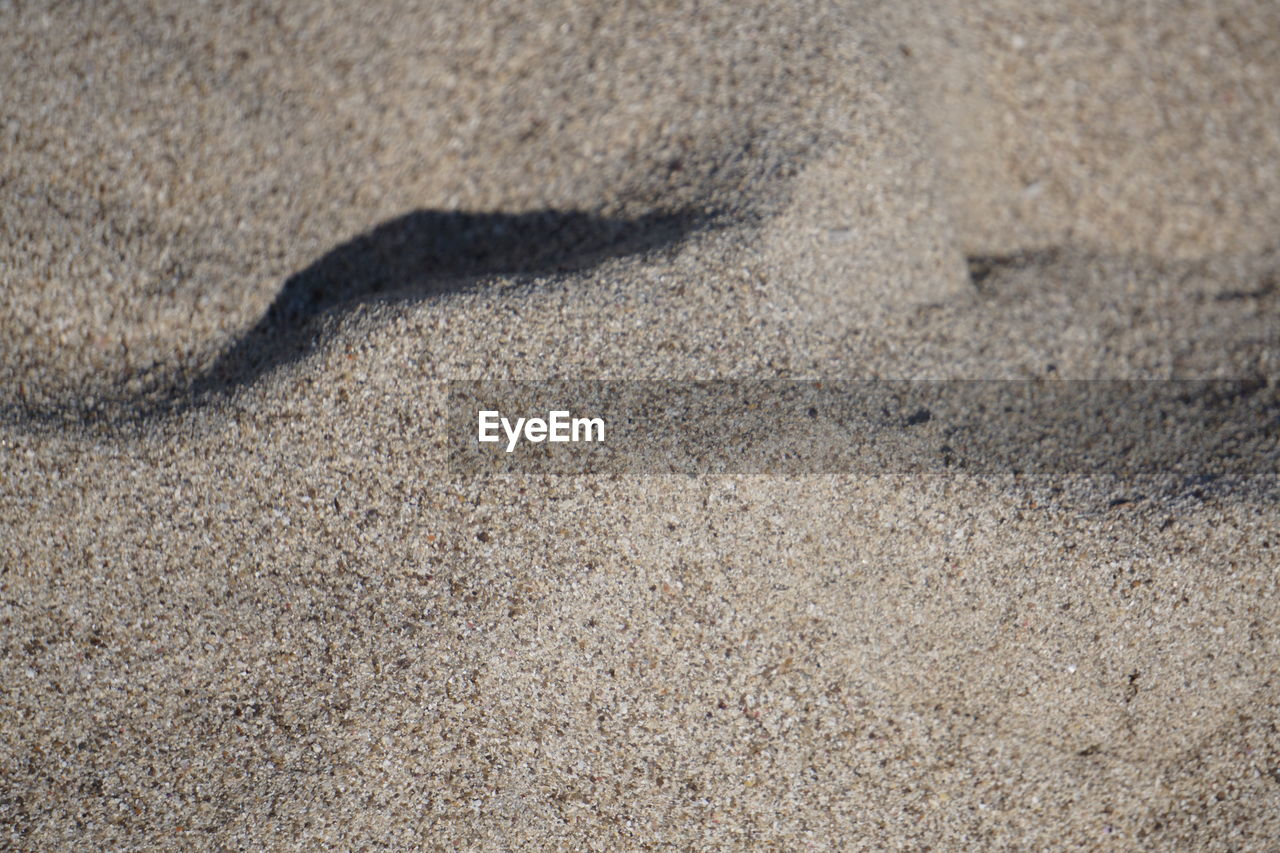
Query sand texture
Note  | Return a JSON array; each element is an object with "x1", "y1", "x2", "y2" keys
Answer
[{"x1": 2, "y1": 0, "x2": 1279, "y2": 848}]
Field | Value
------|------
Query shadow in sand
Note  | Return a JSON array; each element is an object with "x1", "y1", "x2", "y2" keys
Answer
[{"x1": 194, "y1": 206, "x2": 706, "y2": 397}]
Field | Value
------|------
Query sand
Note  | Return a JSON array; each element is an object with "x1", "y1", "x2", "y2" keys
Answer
[{"x1": 2, "y1": 0, "x2": 1278, "y2": 848}]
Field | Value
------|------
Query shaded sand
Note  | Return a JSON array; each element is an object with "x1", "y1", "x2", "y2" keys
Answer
[{"x1": 2, "y1": 0, "x2": 1279, "y2": 848}]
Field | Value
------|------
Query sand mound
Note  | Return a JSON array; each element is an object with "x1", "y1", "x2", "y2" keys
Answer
[{"x1": 2, "y1": 1, "x2": 1278, "y2": 848}]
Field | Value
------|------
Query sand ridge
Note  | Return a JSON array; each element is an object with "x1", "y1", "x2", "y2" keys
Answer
[{"x1": 2, "y1": 0, "x2": 1279, "y2": 848}]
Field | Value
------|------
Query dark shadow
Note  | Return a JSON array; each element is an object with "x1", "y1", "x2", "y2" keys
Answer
[
  {"x1": 192, "y1": 206, "x2": 707, "y2": 399},
  {"x1": 965, "y1": 248, "x2": 1064, "y2": 291}
]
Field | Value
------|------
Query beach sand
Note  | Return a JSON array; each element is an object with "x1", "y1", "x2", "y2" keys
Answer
[{"x1": 2, "y1": 1, "x2": 1278, "y2": 848}]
